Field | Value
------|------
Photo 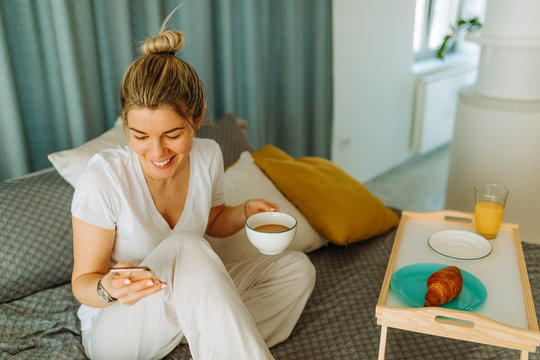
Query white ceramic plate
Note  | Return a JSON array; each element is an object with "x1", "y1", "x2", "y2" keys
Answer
[{"x1": 428, "y1": 230, "x2": 492, "y2": 260}]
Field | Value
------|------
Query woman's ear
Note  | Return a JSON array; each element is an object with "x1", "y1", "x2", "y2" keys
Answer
[
  {"x1": 121, "y1": 115, "x2": 129, "y2": 140},
  {"x1": 194, "y1": 106, "x2": 207, "y2": 130}
]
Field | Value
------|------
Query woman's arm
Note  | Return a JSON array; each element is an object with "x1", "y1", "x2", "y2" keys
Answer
[
  {"x1": 206, "y1": 199, "x2": 278, "y2": 238},
  {"x1": 71, "y1": 216, "x2": 165, "y2": 307},
  {"x1": 71, "y1": 216, "x2": 116, "y2": 307}
]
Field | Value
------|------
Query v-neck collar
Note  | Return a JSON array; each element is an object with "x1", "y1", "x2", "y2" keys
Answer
[{"x1": 131, "y1": 146, "x2": 193, "y2": 231}]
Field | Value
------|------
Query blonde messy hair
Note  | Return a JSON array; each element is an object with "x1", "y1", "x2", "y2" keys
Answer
[{"x1": 120, "y1": 5, "x2": 205, "y2": 129}]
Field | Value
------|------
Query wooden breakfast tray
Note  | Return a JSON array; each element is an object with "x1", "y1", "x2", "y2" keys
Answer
[{"x1": 376, "y1": 210, "x2": 540, "y2": 360}]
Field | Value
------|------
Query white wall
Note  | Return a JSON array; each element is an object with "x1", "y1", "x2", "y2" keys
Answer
[{"x1": 331, "y1": 0, "x2": 417, "y2": 182}]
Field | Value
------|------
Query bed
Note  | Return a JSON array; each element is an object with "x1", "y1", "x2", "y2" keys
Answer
[{"x1": 1, "y1": 115, "x2": 540, "y2": 359}]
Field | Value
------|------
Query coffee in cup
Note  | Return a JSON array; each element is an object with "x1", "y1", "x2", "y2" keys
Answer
[{"x1": 253, "y1": 224, "x2": 290, "y2": 233}]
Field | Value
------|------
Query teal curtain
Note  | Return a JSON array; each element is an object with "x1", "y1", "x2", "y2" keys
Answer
[{"x1": 0, "y1": 0, "x2": 332, "y2": 181}]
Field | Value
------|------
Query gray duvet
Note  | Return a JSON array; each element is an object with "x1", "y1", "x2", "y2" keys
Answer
[{"x1": 2, "y1": 227, "x2": 540, "y2": 359}]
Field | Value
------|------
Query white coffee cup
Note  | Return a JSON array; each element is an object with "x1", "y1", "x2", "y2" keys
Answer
[{"x1": 245, "y1": 212, "x2": 297, "y2": 255}]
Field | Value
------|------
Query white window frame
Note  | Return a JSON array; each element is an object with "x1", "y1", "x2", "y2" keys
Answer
[{"x1": 414, "y1": 0, "x2": 463, "y2": 61}]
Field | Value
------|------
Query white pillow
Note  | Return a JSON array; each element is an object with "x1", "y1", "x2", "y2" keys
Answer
[
  {"x1": 47, "y1": 118, "x2": 126, "y2": 187},
  {"x1": 206, "y1": 151, "x2": 327, "y2": 264}
]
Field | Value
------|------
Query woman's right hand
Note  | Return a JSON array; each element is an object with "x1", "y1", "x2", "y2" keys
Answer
[{"x1": 100, "y1": 261, "x2": 167, "y2": 306}]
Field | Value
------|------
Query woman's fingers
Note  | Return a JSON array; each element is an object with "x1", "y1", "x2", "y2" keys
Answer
[
  {"x1": 131, "y1": 282, "x2": 167, "y2": 306},
  {"x1": 110, "y1": 276, "x2": 132, "y2": 288},
  {"x1": 246, "y1": 199, "x2": 279, "y2": 216},
  {"x1": 118, "y1": 280, "x2": 167, "y2": 306},
  {"x1": 266, "y1": 200, "x2": 279, "y2": 211}
]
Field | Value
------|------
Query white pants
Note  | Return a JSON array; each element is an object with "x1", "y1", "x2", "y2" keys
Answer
[{"x1": 82, "y1": 232, "x2": 316, "y2": 360}]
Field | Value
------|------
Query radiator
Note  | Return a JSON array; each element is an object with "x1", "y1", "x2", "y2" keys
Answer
[{"x1": 411, "y1": 64, "x2": 478, "y2": 154}]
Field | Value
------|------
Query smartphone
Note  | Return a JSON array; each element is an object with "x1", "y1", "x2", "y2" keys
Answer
[{"x1": 109, "y1": 266, "x2": 161, "y2": 283}]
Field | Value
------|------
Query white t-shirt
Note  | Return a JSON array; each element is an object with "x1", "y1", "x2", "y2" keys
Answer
[{"x1": 71, "y1": 138, "x2": 225, "y2": 330}]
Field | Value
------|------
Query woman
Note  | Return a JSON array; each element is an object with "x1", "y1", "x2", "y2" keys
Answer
[{"x1": 70, "y1": 10, "x2": 315, "y2": 360}]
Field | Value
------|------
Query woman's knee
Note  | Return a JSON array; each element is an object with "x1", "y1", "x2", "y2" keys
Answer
[
  {"x1": 159, "y1": 232, "x2": 212, "y2": 255},
  {"x1": 281, "y1": 251, "x2": 316, "y2": 290},
  {"x1": 298, "y1": 252, "x2": 316, "y2": 288},
  {"x1": 143, "y1": 232, "x2": 217, "y2": 272}
]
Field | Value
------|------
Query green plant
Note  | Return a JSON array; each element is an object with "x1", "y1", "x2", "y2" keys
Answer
[{"x1": 436, "y1": 17, "x2": 482, "y2": 60}]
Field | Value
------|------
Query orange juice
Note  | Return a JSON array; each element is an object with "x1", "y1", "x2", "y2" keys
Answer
[{"x1": 475, "y1": 201, "x2": 504, "y2": 238}]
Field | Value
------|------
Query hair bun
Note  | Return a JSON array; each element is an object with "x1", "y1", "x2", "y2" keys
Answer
[{"x1": 141, "y1": 30, "x2": 185, "y2": 55}]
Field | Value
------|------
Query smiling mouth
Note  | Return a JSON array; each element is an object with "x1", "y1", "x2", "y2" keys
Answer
[{"x1": 151, "y1": 155, "x2": 175, "y2": 168}]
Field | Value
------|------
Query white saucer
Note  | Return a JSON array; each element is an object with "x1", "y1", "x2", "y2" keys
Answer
[{"x1": 427, "y1": 230, "x2": 492, "y2": 260}]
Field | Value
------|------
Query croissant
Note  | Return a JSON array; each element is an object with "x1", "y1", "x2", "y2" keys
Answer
[{"x1": 424, "y1": 266, "x2": 463, "y2": 307}]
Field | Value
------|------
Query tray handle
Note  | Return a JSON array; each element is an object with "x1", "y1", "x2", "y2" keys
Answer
[
  {"x1": 404, "y1": 210, "x2": 475, "y2": 224},
  {"x1": 443, "y1": 215, "x2": 472, "y2": 224},
  {"x1": 434, "y1": 315, "x2": 475, "y2": 328},
  {"x1": 376, "y1": 305, "x2": 540, "y2": 352}
]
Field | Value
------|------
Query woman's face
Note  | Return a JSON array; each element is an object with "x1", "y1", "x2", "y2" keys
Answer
[{"x1": 127, "y1": 107, "x2": 198, "y2": 181}]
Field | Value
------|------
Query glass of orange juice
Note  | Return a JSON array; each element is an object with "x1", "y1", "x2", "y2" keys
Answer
[{"x1": 474, "y1": 184, "x2": 509, "y2": 239}]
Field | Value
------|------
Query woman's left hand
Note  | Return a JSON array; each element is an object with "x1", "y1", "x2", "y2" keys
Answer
[{"x1": 244, "y1": 199, "x2": 279, "y2": 219}]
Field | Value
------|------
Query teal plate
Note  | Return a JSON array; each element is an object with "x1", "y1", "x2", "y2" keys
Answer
[{"x1": 390, "y1": 263, "x2": 487, "y2": 311}]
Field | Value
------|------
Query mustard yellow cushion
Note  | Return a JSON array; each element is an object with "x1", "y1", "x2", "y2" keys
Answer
[{"x1": 252, "y1": 145, "x2": 399, "y2": 245}]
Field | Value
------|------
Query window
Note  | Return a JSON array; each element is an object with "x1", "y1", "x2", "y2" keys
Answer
[
  {"x1": 413, "y1": 0, "x2": 486, "y2": 61},
  {"x1": 413, "y1": 0, "x2": 461, "y2": 60}
]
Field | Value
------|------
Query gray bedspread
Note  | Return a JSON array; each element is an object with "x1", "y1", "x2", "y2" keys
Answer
[{"x1": 3, "y1": 227, "x2": 540, "y2": 359}]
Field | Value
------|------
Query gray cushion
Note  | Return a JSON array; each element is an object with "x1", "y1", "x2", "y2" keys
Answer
[
  {"x1": 0, "y1": 169, "x2": 74, "y2": 303},
  {"x1": 197, "y1": 113, "x2": 255, "y2": 168}
]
